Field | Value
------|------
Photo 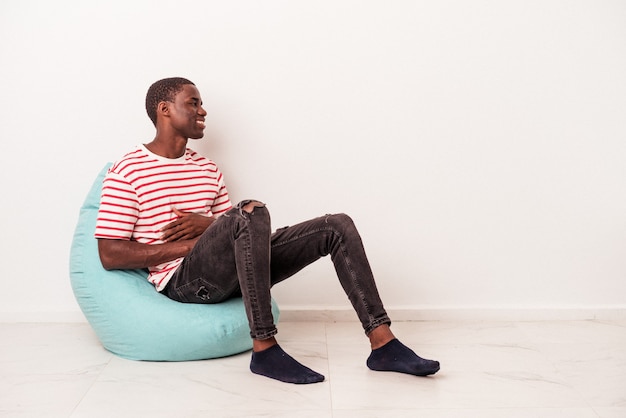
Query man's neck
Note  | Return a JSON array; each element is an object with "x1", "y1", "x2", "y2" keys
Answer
[{"x1": 145, "y1": 135, "x2": 188, "y2": 159}]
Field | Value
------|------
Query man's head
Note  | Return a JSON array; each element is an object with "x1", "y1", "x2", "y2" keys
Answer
[{"x1": 145, "y1": 77, "x2": 195, "y2": 126}]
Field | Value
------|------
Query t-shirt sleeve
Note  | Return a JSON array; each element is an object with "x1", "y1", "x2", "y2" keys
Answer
[
  {"x1": 94, "y1": 170, "x2": 139, "y2": 240},
  {"x1": 210, "y1": 167, "x2": 233, "y2": 217}
]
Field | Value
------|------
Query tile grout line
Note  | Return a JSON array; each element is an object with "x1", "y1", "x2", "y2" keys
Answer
[{"x1": 68, "y1": 351, "x2": 114, "y2": 417}]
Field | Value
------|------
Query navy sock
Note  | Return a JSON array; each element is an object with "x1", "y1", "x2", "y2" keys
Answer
[
  {"x1": 250, "y1": 344, "x2": 325, "y2": 384},
  {"x1": 367, "y1": 339, "x2": 440, "y2": 376}
]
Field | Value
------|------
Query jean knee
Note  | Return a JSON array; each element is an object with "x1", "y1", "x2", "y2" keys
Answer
[
  {"x1": 236, "y1": 199, "x2": 266, "y2": 214},
  {"x1": 324, "y1": 213, "x2": 356, "y2": 233}
]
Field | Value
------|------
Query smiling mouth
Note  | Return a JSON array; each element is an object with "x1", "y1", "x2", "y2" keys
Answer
[{"x1": 196, "y1": 120, "x2": 206, "y2": 128}]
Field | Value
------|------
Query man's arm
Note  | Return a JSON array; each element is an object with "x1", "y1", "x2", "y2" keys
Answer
[
  {"x1": 98, "y1": 238, "x2": 197, "y2": 270},
  {"x1": 98, "y1": 209, "x2": 215, "y2": 270}
]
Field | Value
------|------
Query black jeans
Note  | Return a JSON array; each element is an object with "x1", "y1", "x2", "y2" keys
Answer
[{"x1": 163, "y1": 200, "x2": 391, "y2": 340}]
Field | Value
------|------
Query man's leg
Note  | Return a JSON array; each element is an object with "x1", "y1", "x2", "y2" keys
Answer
[
  {"x1": 269, "y1": 213, "x2": 440, "y2": 376},
  {"x1": 164, "y1": 200, "x2": 324, "y2": 384},
  {"x1": 269, "y1": 213, "x2": 390, "y2": 334}
]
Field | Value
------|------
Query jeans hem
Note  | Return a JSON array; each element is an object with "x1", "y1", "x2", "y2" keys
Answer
[
  {"x1": 250, "y1": 328, "x2": 278, "y2": 340},
  {"x1": 364, "y1": 317, "x2": 392, "y2": 336}
]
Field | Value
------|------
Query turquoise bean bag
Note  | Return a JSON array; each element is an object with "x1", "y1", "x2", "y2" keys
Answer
[{"x1": 70, "y1": 163, "x2": 279, "y2": 361}]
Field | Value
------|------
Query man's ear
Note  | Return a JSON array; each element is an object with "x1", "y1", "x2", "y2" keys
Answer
[{"x1": 157, "y1": 101, "x2": 170, "y2": 119}]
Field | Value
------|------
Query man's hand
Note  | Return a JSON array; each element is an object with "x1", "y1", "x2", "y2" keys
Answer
[{"x1": 161, "y1": 208, "x2": 214, "y2": 242}]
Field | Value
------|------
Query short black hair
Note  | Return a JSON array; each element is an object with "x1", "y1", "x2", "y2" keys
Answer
[{"x1": 145, "y1": 77, "x2": 195, "y2": 126}]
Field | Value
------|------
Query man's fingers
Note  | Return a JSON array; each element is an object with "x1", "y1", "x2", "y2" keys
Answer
[{"x1": 172, "y1": 207, "x2": 186, "y2": 217}]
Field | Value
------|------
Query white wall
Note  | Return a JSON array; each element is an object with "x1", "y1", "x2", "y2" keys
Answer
[{"x1": 1, "y1": 0, "x2": 625, "y2": 320}]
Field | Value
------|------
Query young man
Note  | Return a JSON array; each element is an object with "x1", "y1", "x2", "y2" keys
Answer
[{"x1": 95, "y1": 77, "x2": 440, "y2": 384}]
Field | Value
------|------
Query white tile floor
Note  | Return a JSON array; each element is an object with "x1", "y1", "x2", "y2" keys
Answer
[{"x1": 1, "y1": 319, "x2": 625, "y2": 417}]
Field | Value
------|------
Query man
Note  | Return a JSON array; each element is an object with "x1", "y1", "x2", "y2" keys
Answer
[{"x1": 96, "y1": 77, "x2": 440, "y2": 384}]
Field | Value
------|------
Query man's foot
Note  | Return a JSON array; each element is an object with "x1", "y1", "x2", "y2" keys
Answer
[
  {"x1": 367, "y1": 339, "x2": 440, "y2": 376},
  {"x1": 250, "y1": 344, "x2": 325, "y2": 384}
]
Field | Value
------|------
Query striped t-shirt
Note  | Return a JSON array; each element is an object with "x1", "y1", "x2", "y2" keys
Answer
[{"x1": 94, "y1": 145, "x2": 232, "y2": 291}]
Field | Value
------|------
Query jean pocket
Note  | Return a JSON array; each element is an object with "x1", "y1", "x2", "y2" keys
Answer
[{"x1": 174, "y1": 278, "x2": 226, "y2": 304}]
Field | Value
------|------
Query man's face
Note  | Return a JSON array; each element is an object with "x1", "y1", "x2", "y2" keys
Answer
[{"x1": 166, "y1": 84, "x2": 207, "y2": 139}]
